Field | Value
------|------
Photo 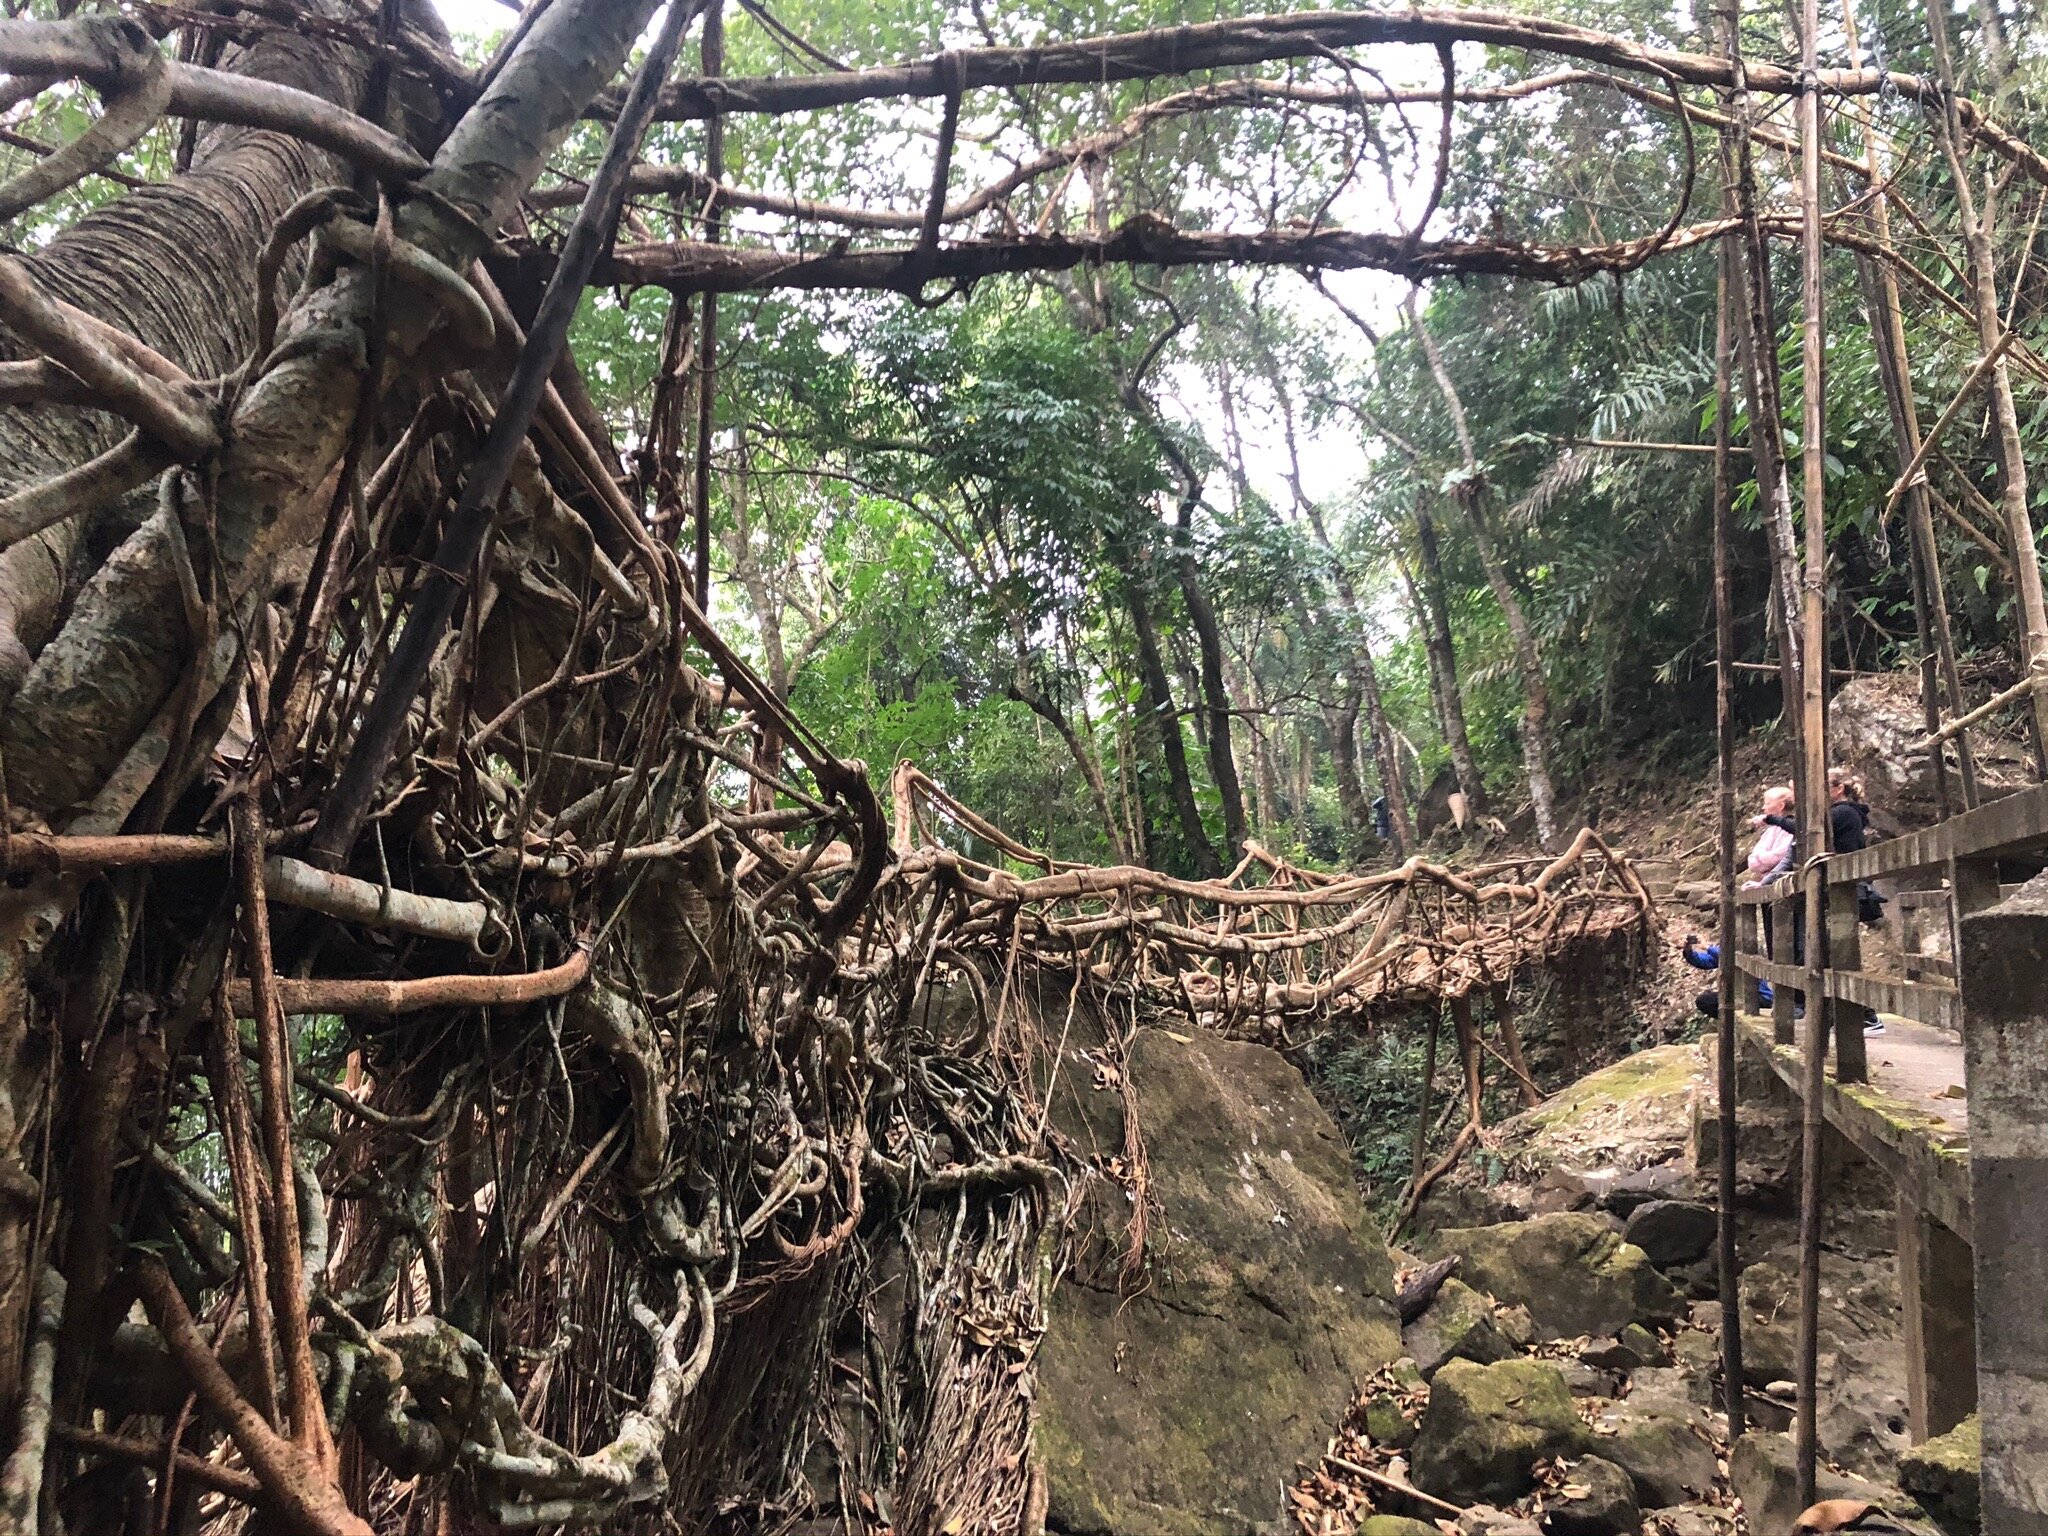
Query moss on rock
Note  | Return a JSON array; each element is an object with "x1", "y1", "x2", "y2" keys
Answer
[
  {"x1": 1900, "y1": 1414, "x2": 1980, "y2": 1536},
  {"x1": 1426, "y1": 1213, "x2": 1684, "y2": 1340},
  {"x1": 1409, "y1": 1358, "x2": 1593, "y2": 1505},
  {"x1": 1035, "y1": 1026, "x2": 1403, "y2": 1535}
]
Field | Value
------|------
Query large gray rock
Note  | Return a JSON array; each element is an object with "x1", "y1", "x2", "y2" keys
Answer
[
  {"x1": 1427, "y1": 1214, "x2": 1685, "y2": 1341},
  {"x1": 1035, "y1": 1025, "x2": 1402, "y2": 1536},
  {"x1": 1410, "y1": 1358, "x2": 1593, "y2": 1505},
  {"x1": 1829, "y1": 673, "x2": 2030, "y2": 827},
  {"x1": 1734, "y1": 1261, "x2": 1797, "y2": 1387},
  {"x1": 1541, "y1": 1455, "x2": 1641, "y2": 1535},
  {"x1": 1588, "y1": 1406, "x2": 1717, "y2": 1508},
  {"x1": 1404, "y1": 1277, "x2": 1518, "y2": 1377},
  {"x1": 1623, "y1": 1201, "x2": 1717, "y2": 1268},
  {"x1": 1729, "y1": 1433, "x2": 1930, "y2": 1535}
]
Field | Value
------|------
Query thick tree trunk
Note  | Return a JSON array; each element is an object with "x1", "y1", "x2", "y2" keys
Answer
[
  {"x1": 1173, "y1": 536, "x2": 1248, "y2": 860},
  {"x1": 1325, "y1": 688, "x2": 1372, "y2": 862},
  {"x1": 0, "y1": 19, "x2": 376, "y2": 714},
  {"x1": 1124, "y1": 579, "x2": 1222, "y2": 878},
  {"x1": 0, "y1": 0, "x2": 661, "y2": 1447},
  {"x1": 0, "y1": 3, "x2": 404, "y2": 1423}
]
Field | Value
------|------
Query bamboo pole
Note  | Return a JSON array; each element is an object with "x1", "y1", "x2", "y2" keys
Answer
[
  {"x1": 1721, "y1": 2, "x2": 1805, "y2": 768},
  {"x1": 1712, "y1": 159, "x2": 1748, "y2": 1444},
  {"x1": 1792, "y1": 0, "x2": 1829, "y2": 1501}
]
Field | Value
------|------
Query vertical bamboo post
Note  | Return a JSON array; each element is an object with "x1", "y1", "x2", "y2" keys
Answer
[
  {"x1": 1713, "y1": 227, "x2": 1748, "y2": 1440},
  {"x1": 691, "y1": 0, "x2": 725, "y2": 611},
  {"x1": 1793, "y1": 0, "x2": 1831, "y2": 1502},
  {"x1": 1720, "y1": 6, "x2": 1805, "y2": 762}
]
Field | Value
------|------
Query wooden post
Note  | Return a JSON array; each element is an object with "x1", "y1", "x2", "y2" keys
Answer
[
  {"x1": 1793, "y1": 0, "x2": 1830, "y2": 1498},
  {"x1": 1950, "y1": 855, "x2": 2001, "y2": 969},
  {"x1": 1713, "y1": 229, "x2": 1747, "y2": 1438}
]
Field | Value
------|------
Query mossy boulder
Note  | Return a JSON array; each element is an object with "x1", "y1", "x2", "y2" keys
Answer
[
  {"x1": 1034, "y1": 1024, "x2": 1403, "y2": 1535},
  {"x1": 1359, "y1": 1520, "x2": 1442, "y2": 1536},
  {"x1": 1542, "y1": 1455, "x2": 1642, "y2": 1535},
  {"x1": 1426, "y1": 1213, "x2": 1684, "y2": 1341},
  {"x1": 1365, "y1": 1390, "x2": 1420, "y2": 1450},
  {"x1": 1409, "y1": 1358, "x2": 1594, "y2": 1505},
  {"x1": 1900, "y1": 1414, "x2": 1980, "y2": 1535},
  {"x1": 1404, "y1": 1276, "x2": 1517, "y2": 1377},
  {"x1": 1589, "y1": 1406, "x2": 1717, "y2": 1507}
]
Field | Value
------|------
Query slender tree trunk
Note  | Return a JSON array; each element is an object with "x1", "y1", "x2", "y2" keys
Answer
[
  {"x1": 1175, "y1": 546, "x2": 1248, "y2": 859},
  {"x1": 1353, "y1": 648, "x2": 1413, "y2": 855},
  {"x1": 1133, "y1": 383, "x2": 1249, "y2": 861},
  {"x1": 1260, "y1": 361, "x2": 1414, "y2": 851},
  {"x1": 1460, "y1": 489, "x2": 1561, "y2": 848},
  {"x1": 1406, "y1": 297, "x2": 1560, "y2": 848},
  {"x1": 1924, "y1": 0, "x2": 2048, "y2": 769},
  {"x1": 1008, "y1": 671, "x2": 1125, "y2": 862},
  {"x1": 1410, "y1": 496, "x2": 1488, "y2": 815}
]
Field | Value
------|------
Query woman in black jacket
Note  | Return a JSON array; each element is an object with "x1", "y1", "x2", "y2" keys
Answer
[{"x1": 1828, "y1": 766, "x2": 1871, "y2": 853}]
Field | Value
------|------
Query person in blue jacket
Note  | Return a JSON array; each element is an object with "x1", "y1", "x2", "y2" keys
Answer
[{"x1": 1683, "y1": 934, "x2": 1775, "y2": 1018}]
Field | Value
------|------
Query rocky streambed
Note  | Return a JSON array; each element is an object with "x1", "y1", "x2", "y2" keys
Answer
[{"x1": 1026, "y1": 1026, "x2": 1980, "y2": 1535}]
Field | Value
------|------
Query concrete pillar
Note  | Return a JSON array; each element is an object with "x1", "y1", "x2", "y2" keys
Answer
[
  {"x1": 1897, "y1": 1196, "x2": 1976, "y2": 1442},
  {"x1": 1959, "y1": 878, "x2": 2048, "y2": 1530}
]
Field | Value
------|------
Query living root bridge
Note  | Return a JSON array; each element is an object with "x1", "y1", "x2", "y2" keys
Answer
[{"x1": 888, "y1": 762, "x2": 1656, "y2": 1032}]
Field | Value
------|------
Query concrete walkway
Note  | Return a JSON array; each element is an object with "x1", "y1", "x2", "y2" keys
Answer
[{"x1": 1863, "y1": 1014, "x2": 1969, "y2": 1132}]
